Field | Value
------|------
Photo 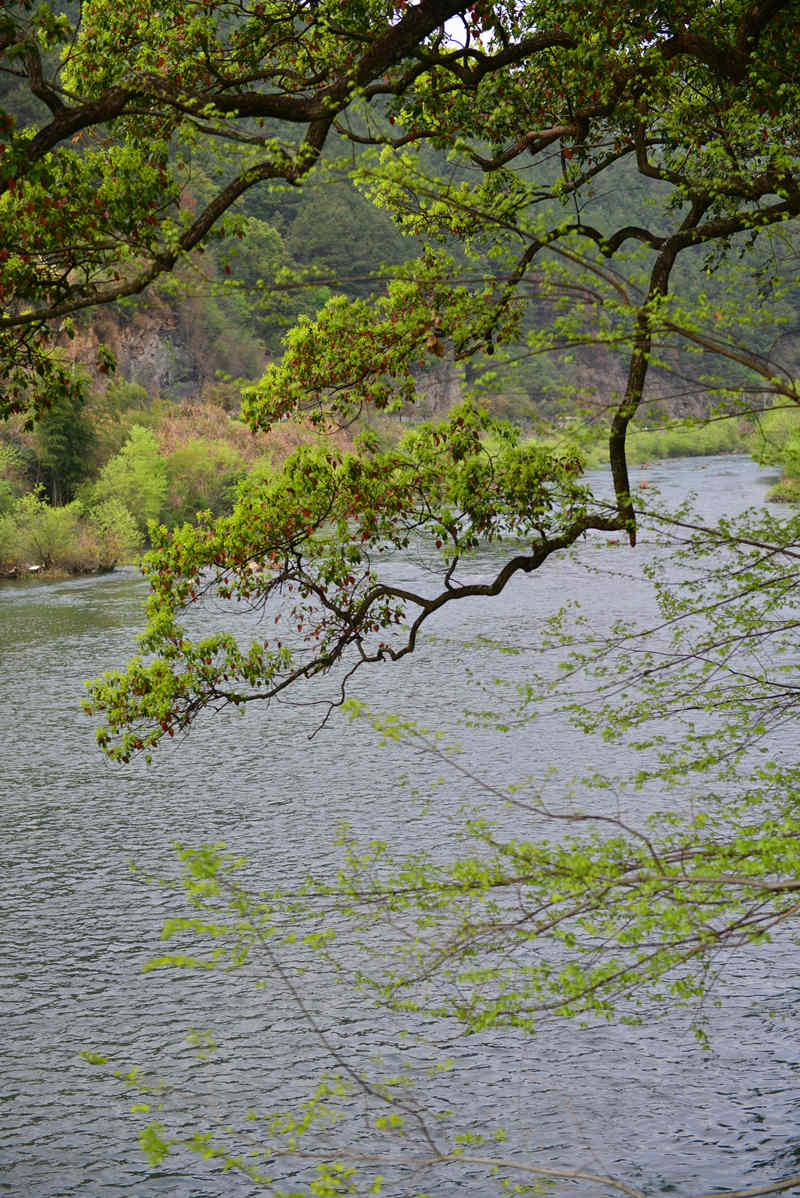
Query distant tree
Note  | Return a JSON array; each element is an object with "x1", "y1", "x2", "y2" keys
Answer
[
  {"x1": 88, "y1": 425, "x2": 167, "y2": 535},
  {"x1": 33, "y1": 379, "x2": 96, "y2": 505},
  {"x1": 163, "y1": 438, "x2": 247, "y2": 527},
  {"x1": 86, "y1": 496, "x2": 144, "y2": 566},
  {"x1": 97, "y1": 380, "x2": 151, "y2": 422},
  {"x1": 750, "y1": 404, "x2": 800, "y2": 499},
  {"x1": 83, "y1": 379, "x2": 156, "y2": 474},
  {"x1": 9, "y1": 487, "x2": 81, "y2": 568},
  {"x1": 0, "y1": 442, "x2": 24, "y2": 514}
]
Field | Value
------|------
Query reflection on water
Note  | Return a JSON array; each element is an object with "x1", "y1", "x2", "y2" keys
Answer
[{"x1": 1, "y1": 456, "x2": 799, "y2": 1196}]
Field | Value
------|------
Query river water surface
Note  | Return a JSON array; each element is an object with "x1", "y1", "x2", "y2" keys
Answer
[{"x1": 1, "y1": 455, "x2": 799, "y2": 1197}]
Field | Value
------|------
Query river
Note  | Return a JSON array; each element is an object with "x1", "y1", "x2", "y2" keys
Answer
[{"x1": 1, "y1": 454, "x2": 798, "y2": 1197}]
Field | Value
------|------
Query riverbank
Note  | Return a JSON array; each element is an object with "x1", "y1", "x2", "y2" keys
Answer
[
  {"x1": 766, "y1": 476, "x2": 800, "y2": 502},
  {"x1": 2, "y1": 415, "x2": 797, "y2": 585},
  {"x1": 525, "y1": 414, "x2": 800, "y2": 501},
  {"x1": 0, "y1": 562, "x2": 119, "y2": 583}
]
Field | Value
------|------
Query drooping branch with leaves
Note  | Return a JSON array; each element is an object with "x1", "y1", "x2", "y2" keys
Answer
[{"x1": 88, "y1": 397, "x2": 624, "y2": 760}]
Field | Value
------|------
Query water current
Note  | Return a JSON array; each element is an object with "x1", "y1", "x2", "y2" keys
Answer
[{"x1": 1, "y1": 454, "x2": 798, "y2": 1197}]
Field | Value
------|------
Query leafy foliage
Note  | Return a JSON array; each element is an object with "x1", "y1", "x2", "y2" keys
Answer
[
  {"x1": 4, "y1": 1, "x2": 800, "y2": 1189},
  {"x1": 750, "y1": 404, "x2": 800, "y2": 499},
  {"x1": 87, "y1": 425, "x2": 167, "y2": 535},
  {"x1": 162, "y1": 438, "x2": 247, "y2": 528},
  {"x1": 86, "y1": 403, "x2": 612, "y2": 760},
  {"x1": 0, "y1": 484, "x2": 140, "y2": 570}
]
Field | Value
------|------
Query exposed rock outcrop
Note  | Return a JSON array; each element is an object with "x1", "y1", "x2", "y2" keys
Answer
[{"x1": 63, "y1": 292, "x2": 266, "y2": 400}]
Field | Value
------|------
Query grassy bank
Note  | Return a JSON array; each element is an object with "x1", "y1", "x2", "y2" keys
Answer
[
  {"x1": 579, "y1": 416, "x2": 747, "y2": 469},
  {"x1": 500, "y1": 415, "x2": 749, "y2": 472},
  {"x1": 747, "y1": 404, "x2": 800, "y2": 503}
]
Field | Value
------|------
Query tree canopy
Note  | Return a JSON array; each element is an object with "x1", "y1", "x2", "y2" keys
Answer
[
  {"x1": 2, "y1": 0, "x2": 799, "y2": 420},
  {"x1": 34, "y1": 0, "x2": 793, "y2": 754}
]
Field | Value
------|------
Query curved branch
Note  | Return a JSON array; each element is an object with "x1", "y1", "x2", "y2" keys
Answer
[{"x1": 375, "y1": 511, "x2": 626, "y2": 664}]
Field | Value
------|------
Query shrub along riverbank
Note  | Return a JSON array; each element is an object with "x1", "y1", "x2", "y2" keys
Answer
[
  {"x1": 0, "y1": 489, "x2": 142, "y2": 578},
  {"x1": 747, "y1": 403, "x2": 800, "y2": 502},
  {"x1": 0, "y1": 377, "x2": 355, "y2": 578}
]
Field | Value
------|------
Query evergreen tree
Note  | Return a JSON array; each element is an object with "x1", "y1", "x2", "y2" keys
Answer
[{"x1": 34, "y1": 378, "x2": 96, "y2": 505}]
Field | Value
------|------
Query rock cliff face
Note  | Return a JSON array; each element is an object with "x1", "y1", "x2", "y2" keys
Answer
[
  {"x1": 414, "y1": 355, "x2": 465, "y2": 416},
  {"x1": 64, "y1": 293, "x2": 267, "y2": 400},
  {"x1": 65, "y1": 298, "x2": 468, "y2": 414},
  {"x1": 106, "y1": 314, "x2": 202, "y2": 396},
  {"x1": 65, "y1": 304, "x2": 206, "y2": 398}
]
